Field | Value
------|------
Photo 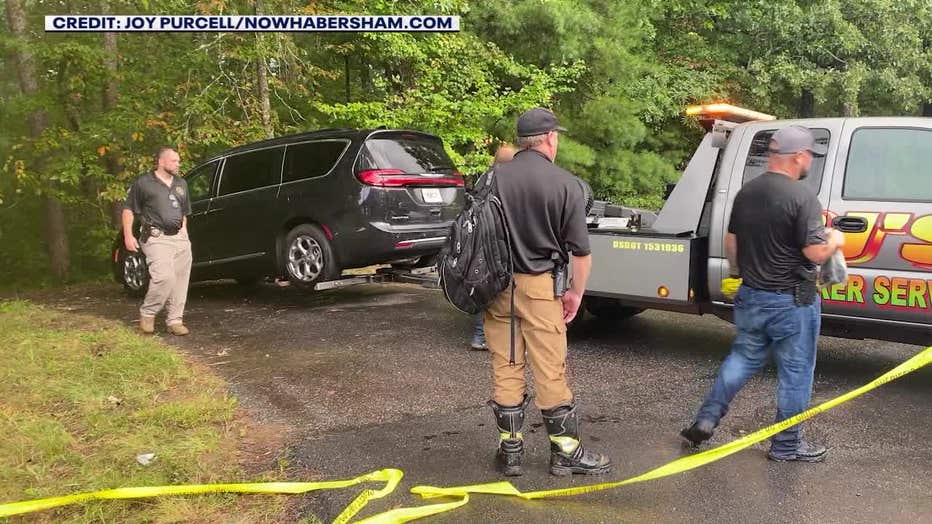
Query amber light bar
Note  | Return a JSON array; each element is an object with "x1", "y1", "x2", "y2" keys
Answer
[{"x1": 685, "y1": 103, "x2": 776, "y2": 123}]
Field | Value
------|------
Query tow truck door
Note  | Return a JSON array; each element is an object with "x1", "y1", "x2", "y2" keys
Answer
[{"x1": 824, "y1": 118, "x2": 932, "y2": 328}]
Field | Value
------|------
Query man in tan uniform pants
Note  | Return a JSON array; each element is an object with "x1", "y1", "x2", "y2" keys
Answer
[
  {"x1": 484, "y1": 108, "x2": 611, "y2": 477},
  {"x1": 122, "y1": 147, "x2": 193, "y2": 335}
]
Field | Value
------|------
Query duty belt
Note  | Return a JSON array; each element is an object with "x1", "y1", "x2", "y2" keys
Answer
[{"x1": 149, "y1": 226, "x2": 178, "y2": 237}]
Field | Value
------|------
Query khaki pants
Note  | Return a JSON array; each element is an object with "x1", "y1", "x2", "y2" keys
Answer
[
  {"x1": 140, "y1": 231, "x2": 192, "y2": 325},
  {"x1": 484, "y1": 272, "x2": 573, "y2": 410}
]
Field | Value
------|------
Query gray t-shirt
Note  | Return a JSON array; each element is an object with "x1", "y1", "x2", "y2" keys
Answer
[
  {"x1": 123, "y1": 172, "x2": 192, "y2": 233},
  {"x1": 728, "y1": 172, "x2": 826, "y2": 290},
  {"x1": 494, "y1": 149, "x2": 591, "y2": 274}
]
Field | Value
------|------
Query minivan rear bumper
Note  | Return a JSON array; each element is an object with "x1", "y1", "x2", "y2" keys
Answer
[
  {"x1": 392, "y1": 236, "x2": 447, "y2": 249},
  {"x1": 367, "y1": 220, "x2": 452, "y2": 234},
  {"x1": 334, "y1": 220, "x2": 452, "y2": 268}
]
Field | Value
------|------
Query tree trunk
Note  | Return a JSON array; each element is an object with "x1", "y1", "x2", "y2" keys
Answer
[
  {"x1": 799, "y1": 89, "x2": 815, "y2": 117},
  {"x1": 6, "y1": 0, "x2": 70, "y2": 280},
  {"x1": 842, "y1": 102, "x2": 857, "y2": 117},
  {"x1": 345, "y1": 55, "x2": 351, "y2": 103},
  {"x1": 257, "y1": 59, "x2": 273, "y2": 139},
  {"x1": 102, "y1": 2, "x2": 124, "y2": 225},
  {"x1": 923, "y1": 102, "x2": 932, "y2": 117},
  {"x1": 256, "y1": 0, "x2": 274, "y2": 139}
]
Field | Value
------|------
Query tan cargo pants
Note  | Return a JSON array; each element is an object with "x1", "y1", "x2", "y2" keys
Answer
[
  {"x1": 140, "y1": 230, "x2": 192, "y2": 326},
  {"x1": 484, "y1": 272, "x2": 573, "y2": 410}
]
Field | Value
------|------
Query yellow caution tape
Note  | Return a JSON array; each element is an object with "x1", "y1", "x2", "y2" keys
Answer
[
  {"x1": 403, "y1": 345, "x2": 932, "y2": 512},
  {"x1": 1, "y1": 346, "x2": 929, "y2": 523},
  {"x1": 0, "y1": 468, "x2": 403, "y2": 522}
]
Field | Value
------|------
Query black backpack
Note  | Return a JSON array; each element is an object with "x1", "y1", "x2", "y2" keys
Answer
[{"x1": 439, "y1": 168, "x2": 513, "y2": 315}]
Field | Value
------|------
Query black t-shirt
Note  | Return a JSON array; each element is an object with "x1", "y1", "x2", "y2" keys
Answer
[
  {"x1": 122, "y1": 172, "x2": 192, "y2": 232},
  {"x1": 494, "y1": 149, "x2": 591, "y2": 274},
  {"x1": 728, "y1": 172, "x2": 826, "y2": 290}
]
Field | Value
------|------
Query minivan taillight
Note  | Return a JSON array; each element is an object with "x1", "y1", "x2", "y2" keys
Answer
[{"x1": 356, "y1": 169, "x2": 465, "y2": 187}]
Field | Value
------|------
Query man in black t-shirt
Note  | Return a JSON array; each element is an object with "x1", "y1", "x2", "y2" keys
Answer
[
  {"x1": 484, "y1": 108, "x2": 611, "y2": 477},
  {"x1": 681, "y1": 126, "x2": 845, "y2": 462},
  {"x1": 122, "y1": 147, "x2": 193, "y2": 336}
]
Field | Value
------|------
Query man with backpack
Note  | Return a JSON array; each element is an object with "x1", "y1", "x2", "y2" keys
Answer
[{"x1": 483, "y1": 108, "x2": 611, "y2": 477}]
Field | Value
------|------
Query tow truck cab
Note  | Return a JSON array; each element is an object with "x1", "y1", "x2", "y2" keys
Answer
[{"x1": 584, "y1": 105, "x2": 932, "y2": 344}]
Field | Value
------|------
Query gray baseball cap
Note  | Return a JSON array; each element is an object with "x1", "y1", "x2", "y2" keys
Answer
[
  {"x1": 769, "y1": 125, "x2": 826, "y2": 156},
  {"x1": 516, "y1": 107, "x2": 567, "y2": 137}
]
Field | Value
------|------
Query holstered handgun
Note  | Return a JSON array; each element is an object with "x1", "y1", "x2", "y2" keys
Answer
[
  {"x1": 137, "y1": 218, "x2": 152, "y2": 244},
  {"x1": 551, "y1": 252, "x2": 568, "y2": 298},
  {"x1": 794, "y1": 266, "x2": 818, "y2": 306}
]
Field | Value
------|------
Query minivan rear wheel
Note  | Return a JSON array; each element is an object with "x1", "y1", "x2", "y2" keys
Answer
[
  {"x1": 283, "y1": 224, "x2": 339, "y2": 288},
  {"x1": 118, "y1": 247, "x2": 149, "y2": 297}
]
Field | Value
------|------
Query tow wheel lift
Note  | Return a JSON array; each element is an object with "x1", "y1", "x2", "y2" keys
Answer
[{"x1": 313, "y1": 265, "x2": 440, "y2": 291}]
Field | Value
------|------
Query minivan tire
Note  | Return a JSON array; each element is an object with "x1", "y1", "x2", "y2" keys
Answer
[
  {"x1": 282, "y1": 224, "x2": 339, "y2": 289},
  {"x1": 118, "y1": 247, "x2": 149, "y2": 298}
]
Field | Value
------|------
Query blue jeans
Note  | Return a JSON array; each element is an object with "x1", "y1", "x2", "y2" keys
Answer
[
  {"x1": 471, "y1": 311, "x2": 486, "y2": 346},
  {"x1": 696, "y1": 285, "x2": 821, "y2": 457}
]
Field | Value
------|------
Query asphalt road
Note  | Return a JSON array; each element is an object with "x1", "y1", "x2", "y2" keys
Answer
[{"x1": 38, "y1": 281, "x2": 931, "y2": 523}]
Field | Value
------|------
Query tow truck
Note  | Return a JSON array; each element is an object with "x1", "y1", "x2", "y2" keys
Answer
[{"x1": 582, "y1": 105, "x2": 932, "y2": 344}]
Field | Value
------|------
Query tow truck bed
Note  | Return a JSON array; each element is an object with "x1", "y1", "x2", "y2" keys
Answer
[
  {"x1": 586, "y1": 230, "x2": 707, "y2": 309},
  {"x1": 584, "y1": 129, "x2": 724, "y2": 312}
]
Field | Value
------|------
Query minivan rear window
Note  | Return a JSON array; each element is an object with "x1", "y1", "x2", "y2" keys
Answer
[
  {"x1": 357, "y1": 134, "x2": 456, "y2": 174},
  {"x1": 843, "y1": 127, "x2": 932, "y2": 202}
]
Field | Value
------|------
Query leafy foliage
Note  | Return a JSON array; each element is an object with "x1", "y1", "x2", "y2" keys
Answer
[{"x1": 1, "y1": 0, "x2": 929, "y2": 284}]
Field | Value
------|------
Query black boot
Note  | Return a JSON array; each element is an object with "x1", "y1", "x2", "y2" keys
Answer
[
  {"x1": 541, "y1": 401, "x2": 612, "y2": 476},
  {"x1": 680, "y1": 419, "x2": 715, "y2": 446},
  {"x1": 488, "y1": 395, "x2": 531, "y2": 476}
]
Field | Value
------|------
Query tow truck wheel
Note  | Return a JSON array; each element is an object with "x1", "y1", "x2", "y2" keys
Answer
[{"x1": 584, "y1": 297, "x2": 643, "y2": 320}]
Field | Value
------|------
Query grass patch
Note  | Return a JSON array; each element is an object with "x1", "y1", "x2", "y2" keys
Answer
[{"x1": 0, "y1": 300, "x2": 287, "y2": 523}]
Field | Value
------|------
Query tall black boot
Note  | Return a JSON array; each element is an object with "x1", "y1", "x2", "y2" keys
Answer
[
  {"x1": 541, "y1": 401, "x2": 612, "y2": 476},
  {"x1": 488, "y1": 395, "x2": 531, "y2": 476}
]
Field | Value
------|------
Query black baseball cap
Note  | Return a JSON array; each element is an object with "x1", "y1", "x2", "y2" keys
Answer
[{"x1": 516, "y1": 107, "x2": 567, "y2": 137}]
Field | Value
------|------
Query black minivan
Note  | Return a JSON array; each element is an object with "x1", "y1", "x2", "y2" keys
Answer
[{"x1": 114, "y1": 129, "x2": 465, "y2": 293}]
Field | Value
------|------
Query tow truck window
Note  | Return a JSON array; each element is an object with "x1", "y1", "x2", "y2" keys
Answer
[
  {"x1": 742, "y1": 128, "x2": 830, "y2": 194},
  {"x1": 843, "y1": 127, "x2": 932, "y2": 202}
]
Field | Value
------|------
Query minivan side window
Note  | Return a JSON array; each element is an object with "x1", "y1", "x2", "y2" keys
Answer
[
  {"x1": 218, "y1": 147, "x2": 284, "y2": 196},
  {"x1": 186, "y1": 161, "x2": 219, "y2": 202},
  {"x1": 282, "y1": 140, "x2": 349, "y2": 183},
  {"x1": 742, "y1": 128, "x2": 830, "y2": 194},
  {"x1": 843, "y1": 128, "x2": 932, "y2": 201}
]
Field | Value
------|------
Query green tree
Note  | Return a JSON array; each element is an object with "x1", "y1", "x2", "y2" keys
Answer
[{"x1": 467, "y1": 0, "x2": 720, "y2": 207}]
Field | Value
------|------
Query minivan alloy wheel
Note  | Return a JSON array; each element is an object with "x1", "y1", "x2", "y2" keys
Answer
[
  {"x1": 123, "y1": 252, "x2": 147, "y2": 291},
  {"x1": 287, "y1": 235, "x2": 325, "y2": 282}
]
